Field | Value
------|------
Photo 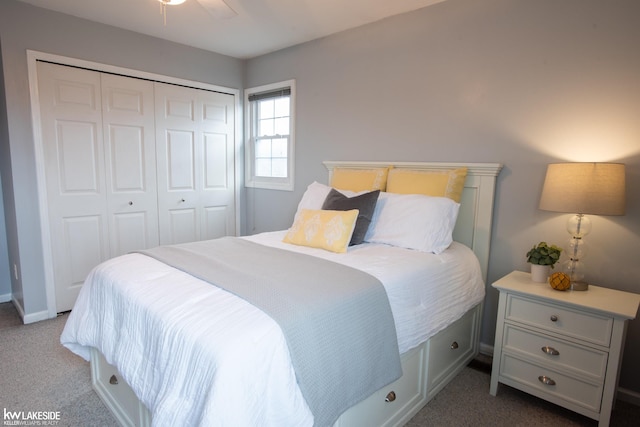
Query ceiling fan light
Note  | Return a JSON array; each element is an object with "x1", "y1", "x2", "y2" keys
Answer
[{"x1": 158, "y1": 0, "x2": 187, "y2": 5}]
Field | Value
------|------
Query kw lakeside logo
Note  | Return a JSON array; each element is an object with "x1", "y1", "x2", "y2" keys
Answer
[{"x1": 3, "y1": 408, "x2": 61, "y2": 426}]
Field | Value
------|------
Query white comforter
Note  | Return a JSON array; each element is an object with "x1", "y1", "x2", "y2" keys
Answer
[{"x1": 61, "y1": 231, "x2": 484, "y2": 427}]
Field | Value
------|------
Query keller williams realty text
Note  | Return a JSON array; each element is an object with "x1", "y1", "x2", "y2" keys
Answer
[{"x1": 3, "y1": 409, "x2": 61, "y2": 425}]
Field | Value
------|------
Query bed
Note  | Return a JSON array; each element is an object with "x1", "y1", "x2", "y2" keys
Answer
[{"x1": 61, "y1": 160, "x2": 502, "y2": 427}]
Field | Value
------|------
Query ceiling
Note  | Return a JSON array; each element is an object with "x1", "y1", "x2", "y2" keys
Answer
[{"x1": 17, "y1": 0, "x2": 447, "y2": 59}]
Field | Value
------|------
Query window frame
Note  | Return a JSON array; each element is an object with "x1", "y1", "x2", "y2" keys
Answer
[{"x1": 244, "y1": 79, "x2": 296, "y2": 191}]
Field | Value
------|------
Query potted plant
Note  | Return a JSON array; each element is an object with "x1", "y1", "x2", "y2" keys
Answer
[{"x1": 526, "y1": 242, "x2": 562, "y2": 282}]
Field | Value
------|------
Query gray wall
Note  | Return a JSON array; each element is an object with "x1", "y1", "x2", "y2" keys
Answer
[
  {"x1": 0, "y1": 0, "x2": 243, "y2": 318},
  {"x1": 245, "y1": 0, "x2": 640, "y2": 394}
]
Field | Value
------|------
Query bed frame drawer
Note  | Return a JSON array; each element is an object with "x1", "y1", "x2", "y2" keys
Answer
[
  {"x1": 91, "y1": 303, "x2": 483, "y2": 427},
  {"x1": 90, "y1": 348, "x2": 151, "y2": 427},
  {"x1": 335, "y1": 344, "x2": 427, "y2": 427},
  {"x1": 426, "y1": 306, "x2": 480, "y2": 398}
]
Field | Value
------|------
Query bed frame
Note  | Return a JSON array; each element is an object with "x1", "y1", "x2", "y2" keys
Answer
[{"x1": 90, "y1": 161, "x2": 503, "y2": 427}]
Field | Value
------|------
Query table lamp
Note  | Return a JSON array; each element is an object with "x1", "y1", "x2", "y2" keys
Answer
[{"x1": 539, "y1": 163, "x2": 626, "y2": 290}]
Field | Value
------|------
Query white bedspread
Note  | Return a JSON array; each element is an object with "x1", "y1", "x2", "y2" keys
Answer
[{"x1": 61, "y1": 231, "x2": 484, "y2": 427}]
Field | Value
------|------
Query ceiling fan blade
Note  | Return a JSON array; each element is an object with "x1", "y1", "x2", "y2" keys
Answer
[{"x1": 197, "y1": 0, "x2": 238, "y2": 19}]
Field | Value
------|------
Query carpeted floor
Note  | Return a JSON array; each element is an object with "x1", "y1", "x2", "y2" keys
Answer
[
  {"x1": 0, "y1": 303, "x2": 118, "y2": 426},
  {"x1": 1, "y1": 301, "x2": 639, "y2": 426}
]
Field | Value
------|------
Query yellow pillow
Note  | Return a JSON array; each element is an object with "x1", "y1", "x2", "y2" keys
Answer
[
  {"x1": 386, "y1": 167, "x2": 468, "y2": 202},
  {"x1": 283, "y1": 209, "x2": 359, "y2": 253},
  {"x1": 330, "y1": 167, "x2": 389, "y2": 192}
]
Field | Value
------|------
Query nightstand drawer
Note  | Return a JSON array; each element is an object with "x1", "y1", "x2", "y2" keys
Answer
[
  {"x1": 501, "y1": 354, "x2": 603, "y2": 413},
  {"x1": 503, "y1": 324, "x2": 608, "y2": 380},
  {"x1": 506, "y1": 294, "x2": 613, "y2": 346}
]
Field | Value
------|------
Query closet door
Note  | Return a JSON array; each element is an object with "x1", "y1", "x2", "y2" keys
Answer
[
  {"x1": 37, "y1": 61, "x2": 237, "y2": 312},
  {"x1": 39, "y1": 64, "x2": 159, "y2": 312},
  {"x1": 155, "y1": 82, "x2": 235, "y2": 245},
  {"x1": 101, "y1": 74, "x2": 159, "y2": 256},
  {"x1": 38, "y1": 62, "x2": 108, "y2": 312}
]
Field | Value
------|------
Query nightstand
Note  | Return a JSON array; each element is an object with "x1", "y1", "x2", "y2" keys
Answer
[{"x1": 489, "y1": 270, "x2": 640, "y2": 427}]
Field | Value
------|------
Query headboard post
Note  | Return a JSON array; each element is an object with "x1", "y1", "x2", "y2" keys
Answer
[{"x1": 323, "y1": 161, "x2": 503, "y2": 283}]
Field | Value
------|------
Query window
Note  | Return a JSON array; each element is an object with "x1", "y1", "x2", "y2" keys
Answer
[{"x1": 245, "y1": 80, "x2": 295, "y2": 191}]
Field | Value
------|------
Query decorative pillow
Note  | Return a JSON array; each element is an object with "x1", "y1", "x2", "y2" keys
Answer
[
  {"x1": 386, "y1": 167, "x2": 468, "y2": 202},
  {"x1": 321, "y1": 189, "x2": 380, "y2": 245},
  {"x1": 330, "y1": 167, "x2": 389, "y2": 192},
  {"x1": 283, "y1": 209, "x2": 359, "y2": 253},
  {"x1": 364, "y1": 192, "x2": 460, "y2": 254}
]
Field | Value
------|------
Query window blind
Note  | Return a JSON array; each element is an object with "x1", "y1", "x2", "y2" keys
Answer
[{"x1": 248, "y1": 87, "x2": 291, "y2": 102}]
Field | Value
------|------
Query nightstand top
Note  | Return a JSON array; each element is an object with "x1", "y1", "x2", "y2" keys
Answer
[{"x1": 492, "y1": 270, "x2": 640, "y2": 320}]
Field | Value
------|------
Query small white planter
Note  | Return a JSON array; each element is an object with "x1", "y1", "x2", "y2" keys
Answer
[{"x1": 530, "y1": 264, "x2": 551, "y2": 283}]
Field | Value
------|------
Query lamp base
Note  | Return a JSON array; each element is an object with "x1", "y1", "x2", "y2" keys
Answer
[{"x1": 571, "y1": 281, "x2": 589, "y2": 291}]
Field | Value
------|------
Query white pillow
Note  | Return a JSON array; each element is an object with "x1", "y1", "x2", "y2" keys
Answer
[
  {"x1": 295, "y1": 182, "x2": 333, "y2": 213},
  {"x1": 364, "y1": 192, "x2": 460, "y2": 254},
  {"x1": 294, "y1": 182, "x2": 358, "y2": 217}
]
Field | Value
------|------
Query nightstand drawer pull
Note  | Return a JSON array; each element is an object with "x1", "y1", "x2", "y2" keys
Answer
[
  {"x1": 450, "y1": 341, "x2": 459, "y2": 350},
  {"x1": 109, "y1": 374, "x2": 119, "y2": 385},
  {"x1": 385, "y1": 391, "x2": 396, "y2": 402},
  {"x1": 538, "y1": 375, "x2": 556, "y2": 386},
  {"x1": 550, "y1": 315, "x2": 558, "y2": 322},
  {"x1": 541, "y1": 346, "x2": 560, "y2": 356}
]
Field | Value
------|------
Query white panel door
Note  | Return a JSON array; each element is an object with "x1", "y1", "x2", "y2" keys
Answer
[
  {"x1": 155, "y1": 82, "x2": 235, "y2": 245},
  {"x1": 38, "y1": 62, "x2": 237, "y2": 312},
  {"x1": 37, "y1": 62, "x2": 108, "y2": 312},
  {"x1": 101, "y1": 73, "x2": 159, "y2": 256}
]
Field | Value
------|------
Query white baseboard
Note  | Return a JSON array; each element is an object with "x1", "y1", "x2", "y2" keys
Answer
[
  {"x1": 11, "y1": 297, "x2": 25, "y2": 320},
  {"x1": 479, "y1": 342, "x2": 494, "y2": 357},
  {"x1": 9, "y1": 298, "x2": 51, "y2": 324},
  {"x1": 0, "y1": 292, "x2": 11, "y2": 303},
  {"x1": 617, "y1": 387, "x2": 640, "y2": 407},
  {"x1": 22, "y1": 309, "x2": 52, "y2": 324}
]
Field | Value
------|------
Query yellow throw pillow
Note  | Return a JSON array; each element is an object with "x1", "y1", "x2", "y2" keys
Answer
[
  {"x1": 386, "y1": 167, "x2": 468, "y2": 202},
  {"x1": 283, "y1": 209, "x2": 359, "y2": 253},
  {"x1": 330, "y1": 167, "x2": 390, "y2": 192}
]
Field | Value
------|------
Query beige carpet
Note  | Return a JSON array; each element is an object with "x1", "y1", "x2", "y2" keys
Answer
[
  {"x1": 0, "y1": 304, "x2": 118, "y2": 426},
  {"x1": 407, "y1": 360, "x2": 639, "y2": 426},
  {"x1": 1, "y1": 302, "x2": 639, "y2": 426}
]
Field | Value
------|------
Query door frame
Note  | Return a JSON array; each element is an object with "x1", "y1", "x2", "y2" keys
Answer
[{"x1": 26, "y1": 50, "x2": 242, "y2": 317}]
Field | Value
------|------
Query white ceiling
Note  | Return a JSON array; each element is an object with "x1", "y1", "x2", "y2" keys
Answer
[{"x1": 17, "y1": 0, "x2": 447, "y2": 59}]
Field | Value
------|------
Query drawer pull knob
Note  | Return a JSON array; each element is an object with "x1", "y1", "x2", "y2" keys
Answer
[
  {"x1": 450, "y1": 341, "x2": 459, "y2": 350},
  {"x1": 550, "y1": 315, "x2": 558, "y2": 322},
  {"x1": 385, "y1": 391, "x2": 396, "y2": 402},
  {"x1": 541, "y1": 346, "x2": 560, "y2": 356},
  {"x1": 109, "y1": 375, "x2": 119, "y2": 385},
  {"x1": 538, "y1": 375, "x2": 556, "y2": 386}
]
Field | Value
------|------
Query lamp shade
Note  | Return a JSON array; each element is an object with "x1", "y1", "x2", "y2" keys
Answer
[{"x1": 539, "y1": 163, "x2": 626, "y2": 216}]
